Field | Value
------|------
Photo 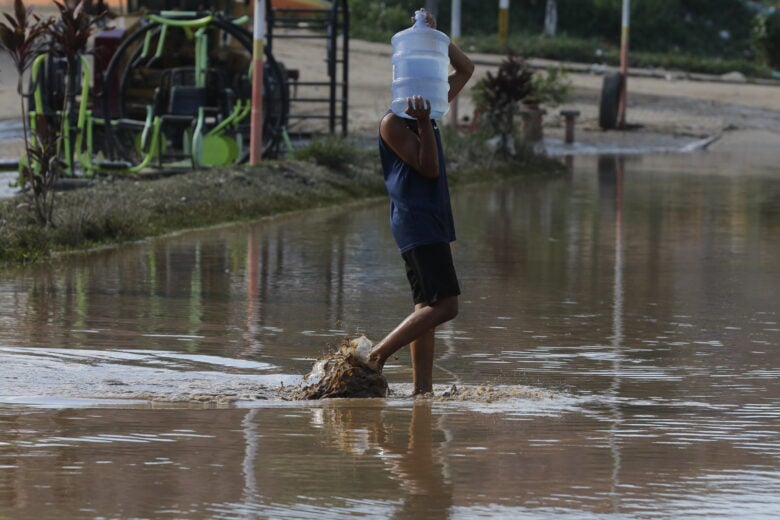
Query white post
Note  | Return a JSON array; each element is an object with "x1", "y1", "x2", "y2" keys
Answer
[
  {"x1": 451, "y1": 0, "x2": 461, "y2": 40},
  {"x1": 449, "y1": 0, "x2": 461, "y2": 127},
  {"x1": 250, "y1": 0, "x2": 266, "y2": 165},
  {"x1": 544, "y1": 0, "x2": 557, "y2": 37},
  {"x1": 618, "y1": 0, "x2": 630, "y2": 127}
]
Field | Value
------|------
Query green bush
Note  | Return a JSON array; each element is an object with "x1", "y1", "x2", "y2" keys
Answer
[
  {"x1": 460, "y1": 32, "x2": 773, "y2": 79},
  {"x1": 461, "y1": 34, "x2": 602, "y2": 63},
  {"x1": 627, "y1": 52, "x2": 771, "y2": 77},
  {"x1": 291, "y1": 137, "x2": 365, "y2": 170},
  {"x1": 348, "y1": 0, "x2": 410, "y2": 42},
  {"x1": 350, "y1": 0, "x2": 771, "y2": 76},
  {"x1": 753, "y1": 12, "x2": 780, "y2": 70},
  {"x1": 528, "y1": 66, "x2": 571, "y2": 106}
]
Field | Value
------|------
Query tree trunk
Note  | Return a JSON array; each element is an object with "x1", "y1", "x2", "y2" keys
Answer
[{"x1": 544, "y1": 0, "x2": 558, "y2": 37}]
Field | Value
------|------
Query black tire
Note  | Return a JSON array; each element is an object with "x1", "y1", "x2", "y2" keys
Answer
[{"x1": 599, "y1": 71, "x2": 623, "y2": 130}]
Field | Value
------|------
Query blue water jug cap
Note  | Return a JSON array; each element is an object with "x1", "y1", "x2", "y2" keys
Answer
[
  {"x1": 413, "y1": 10, "x2": 427, "y2": 27},
  {"x1": 391, "y1": 10, "x2": 450, "y2": 46}
]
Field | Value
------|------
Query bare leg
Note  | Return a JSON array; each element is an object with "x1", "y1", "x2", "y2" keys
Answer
[
  {"x1": 410, "y1": 320, "x2": 435, "y2": 395},
  {"x1": 369, "y1": 296, "x2": 457, "y2": 373}
]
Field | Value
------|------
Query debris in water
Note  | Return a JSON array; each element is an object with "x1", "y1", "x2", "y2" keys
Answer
[
  {"x1": 442, "y1": 384, "x2": 458, "y2": 398},
  {"x1": 293, "y1": 336, "x2": 388, "y2": 399},
  {"x1": 433, "y1": 384, "x2": 557, "y2": 403}
]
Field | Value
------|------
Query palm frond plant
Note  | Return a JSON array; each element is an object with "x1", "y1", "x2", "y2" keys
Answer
[
  {"x1": 0, "y1": 0, "x2": 54, "y2": 225},
  {"x1": 0, "y1": 0, "x2": 102, "y2": 227},
  {"x1": 471, "y1": 53, "x2": 533, "y2": 156},
  {"x1": 48, "y1": 0, "x2": 103, "y2": 173}
]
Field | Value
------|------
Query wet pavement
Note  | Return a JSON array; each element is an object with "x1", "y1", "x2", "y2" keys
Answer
[
  {"x1": 1, "y1": 151, "x2": 779, "y2": 518},
  {"x1": 0, "y1": 119, "x2": 22, "y2": 142}
]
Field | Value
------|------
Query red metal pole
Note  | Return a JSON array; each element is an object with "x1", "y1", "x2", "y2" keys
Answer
[
  {"x1": 617, "y1": 0, "x2": 629, "y2": 127},
  {"x1": 250, "y1": 0, "x2": 266, "y2": 165}
]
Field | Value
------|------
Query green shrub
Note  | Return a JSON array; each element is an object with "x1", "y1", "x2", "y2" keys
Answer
[
  {"x1": 291, "y1": 137, "x2": 365, "y2": 170},
  {"x1": 348, "y1": 0, "x2": 410, "y2": 42},
  {"x1": 627, "y1": 52, "x2": 771, "y2": 78},
  {"x1": 350, "y1": 1, "x2": 771, "y2": 77},
  {"x1": 753, "y1": 12, "x2": 780, "y2": 70},
  {"x1": 469, "y1": 53, "x2": 533, "y2": 156},
  {"x1": 441, "y1": 124, "x2": 494, "y2": 170},
  {"x1": 528, "y1": 66, "x2": 571, "y2": 106},
  {"x1": 460, "y1": 32, "x2": 773, "y2": 79},
  {"x1": 461, "y1": 33, "x2": 603, "y2": 63}
]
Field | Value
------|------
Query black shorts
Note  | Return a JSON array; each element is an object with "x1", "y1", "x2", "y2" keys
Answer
[{"x1": 402, "y1": 242, "x2": 461, "y2": 305}]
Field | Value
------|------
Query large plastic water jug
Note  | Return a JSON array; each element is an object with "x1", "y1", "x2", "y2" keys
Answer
[{"x1": 390, "y1": 10, "x2": 450, "y2": 120}]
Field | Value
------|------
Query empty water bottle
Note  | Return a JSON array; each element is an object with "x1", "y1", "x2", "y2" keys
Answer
[{"x1": 390, "y1": 10, "x2": 451, "y2": 120}]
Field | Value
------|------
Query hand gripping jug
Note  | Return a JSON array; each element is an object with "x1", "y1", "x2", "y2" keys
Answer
[{"x1": 390, "y1": 10, "x2": 451, "y2": 120}]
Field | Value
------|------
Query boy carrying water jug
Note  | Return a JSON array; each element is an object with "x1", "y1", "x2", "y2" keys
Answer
[{"x1": 360, "y1": 8, "x2": 474, "y2": 396}]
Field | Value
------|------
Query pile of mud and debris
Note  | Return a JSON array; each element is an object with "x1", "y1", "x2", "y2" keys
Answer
[{"x1": 293, "y1": 336, "x2": 387, "y2": 399}]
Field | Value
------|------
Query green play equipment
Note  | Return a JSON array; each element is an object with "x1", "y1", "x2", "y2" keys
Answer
[{"x1": 25, "y1": 8, "x2": 289, "y2": 178}]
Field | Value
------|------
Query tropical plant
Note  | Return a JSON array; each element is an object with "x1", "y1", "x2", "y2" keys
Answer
[
  {"x1": 472, "y1": 51, "x2": 544, "y2": 155},
  {"x1": 526, "y1": 65, "x2": 571, "y2": 106},
  {"x1": 471, "y1": 53, "x2": 533, "y2": 155},
  {"x1": 0, "y1": 0, "x2": 55, "y2": 226},
  {"x1": 471, "y1": 54, "x2": 533, "y2": 113},
  {"x1": 47, "y1": 0, "x2": 103, "y2": 169},
  {"x1": 0, "y1": 0, "x2": 101, "y2": 227}
]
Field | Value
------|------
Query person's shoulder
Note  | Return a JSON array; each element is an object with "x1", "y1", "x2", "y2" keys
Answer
[
  {"x1": 380, "y1": 113, "x2": 408, "y2": 139},
  {"x1": 380, "y1": 112, "x2": 401, "y2": 128}
]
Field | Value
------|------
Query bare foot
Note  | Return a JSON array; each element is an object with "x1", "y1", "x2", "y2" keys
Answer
[{"x1": 353, "y1": 348, "x2": 383, "y2": 374}]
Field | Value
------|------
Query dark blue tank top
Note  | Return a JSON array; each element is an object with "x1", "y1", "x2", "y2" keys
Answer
[{"x1": 378, "y1": 114, "x2": 456, "y2": 253}]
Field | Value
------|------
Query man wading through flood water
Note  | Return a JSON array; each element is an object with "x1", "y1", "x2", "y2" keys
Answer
[{"x1": 360, "y1": 9, "x2": 474, "y2": 396}]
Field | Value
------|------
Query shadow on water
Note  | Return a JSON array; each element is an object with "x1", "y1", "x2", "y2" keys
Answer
[{"x1": 1, "y1": 151, "x2": 780, "y2": 517}]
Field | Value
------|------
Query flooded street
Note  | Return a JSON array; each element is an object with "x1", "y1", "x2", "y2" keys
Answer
[{"x1": 1, "y1": 152, "x2": 779, "y2": 518}]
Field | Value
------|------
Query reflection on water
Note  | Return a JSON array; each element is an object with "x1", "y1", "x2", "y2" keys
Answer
[
  {"x1": 1, "y1": 152, "x2": 780, "y2": 518},
  {"x1": 2, "y1": 402, "x2": 779, "y2": 518}
]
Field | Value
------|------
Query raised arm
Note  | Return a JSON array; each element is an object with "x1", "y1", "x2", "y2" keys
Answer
[
  {"x1": 447, "y1": 42, "x2": 475, "y2": 101},
  {"x1": 418, "y1": 9, "x2": 475, "y2": 102}
]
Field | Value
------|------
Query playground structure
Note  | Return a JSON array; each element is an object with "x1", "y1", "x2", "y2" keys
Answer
[
  {"x1": 266, "y1": 0, "x2": 349, "y2": 137},
  {"x1": 23, "y1": 0, "x2": 348, "y2": 178}
]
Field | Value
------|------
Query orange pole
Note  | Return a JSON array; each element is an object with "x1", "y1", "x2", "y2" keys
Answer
[
  {"x1": 250, "y1": 0, "x2": 266, "y2": 165},
  {"x1": 498, "y1": 0, "x2": 509, "y2": 47}
]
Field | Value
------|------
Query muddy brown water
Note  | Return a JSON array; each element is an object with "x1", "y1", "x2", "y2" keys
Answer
[{"x1": 1, "y1": 152, "x2": 779, "y2": 518}]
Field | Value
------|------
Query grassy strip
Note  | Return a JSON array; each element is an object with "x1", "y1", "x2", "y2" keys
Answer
[
  {"x1": 461, "y1": 33, "x2": 774, "y2": 80},
  {"x1": 350, "y1": 21, "x2": 773, "y2": 79},
  {"x1": 0, "y1": 134, "x2": 564, "y2": 266}
]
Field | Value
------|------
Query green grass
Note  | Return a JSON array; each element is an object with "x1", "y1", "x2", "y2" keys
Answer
[
  {"x1": 1, "y1": 135, "x2": 565, "y2": 266},
  {"x1": 291, "y1": 136, "x2": 371, "y2": 170}
]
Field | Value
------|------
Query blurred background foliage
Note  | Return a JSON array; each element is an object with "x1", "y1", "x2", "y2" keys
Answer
[{"x1": 349, "y1": 0, "x2": 780, "y2": 77}]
